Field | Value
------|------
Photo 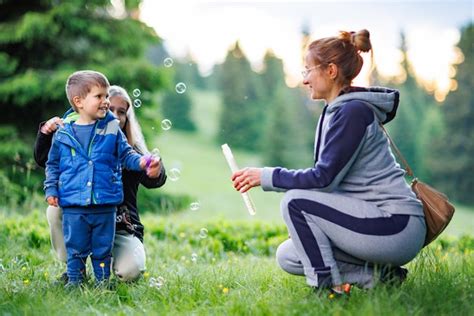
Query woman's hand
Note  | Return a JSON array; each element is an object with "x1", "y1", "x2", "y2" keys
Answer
[
  {"x1": 232, "y1": 167, "x2": 262, "y2": 193},
  {"x1": 40, "y1": 116, "x2": 64, "y2": 135},
  {"x1": 46, "y1": 196, "x2": 58, "y2": 207}
]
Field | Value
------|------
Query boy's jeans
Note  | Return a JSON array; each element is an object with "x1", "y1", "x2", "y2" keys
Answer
[{"x1": 63, "y1": 211, "x2": 116, "y2": 284}]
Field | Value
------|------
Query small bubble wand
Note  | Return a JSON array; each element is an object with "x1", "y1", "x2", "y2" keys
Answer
[{"x1": 221, "y1": 143, "x2": 256, "y2": 216}]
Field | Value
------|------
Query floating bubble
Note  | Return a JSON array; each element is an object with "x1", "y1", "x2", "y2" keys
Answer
[
  {"x1": 163, "y1": 57, "x2": 174, "y2": 68},
  {"x1": 133, "y1": 99, "x2": 142, "y2": 108},
  {"x1": 175, "y1": 82, "x2": 187, "y2": 94},
  {"x1": 151, "y1": 148, "x2": 161, "y2": 161},
  {"x1": 199, "y1": 228, "x2": 208, "y2": 239},
  {"x1": 132, "y1": 89, "x2": 141, "y2": 98},
  {"x1": 191, "y1": 253, "x2": 198, "y2": 263},
  {"x1": 190, "y1": 202, "x2": 200, "y2": 211},
  {"x1": 161, "y1": 119, "x2": 172, "y2": 131},
  {"x1": 168, "y1": 168, "x2": 181, "y2": 181},
  {"x1": 149, "y1": 276, "x2": 165, "y2": 289}
]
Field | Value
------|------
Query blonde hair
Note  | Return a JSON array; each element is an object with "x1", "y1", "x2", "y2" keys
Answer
[
  {"x1": 307, "y1": 29, "x2": 372, "y2": 87},
  {"x1": 108, "y1": 85, "x2": 149, "y2": 155},
  {"x1": 65, "y1": 70, "x2": 109, "y2": 111}
]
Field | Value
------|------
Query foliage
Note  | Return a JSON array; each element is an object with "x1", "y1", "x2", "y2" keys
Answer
[
  {"x1": 161, "y1": 89, "x2": 196, "y2": 132},
  {"x1": 0, "y1": 210, "x2": 473, "y2": 315},
  {"x1": 0, "y1": 0, "x2": 168, "y2": 205},
  {"x1": 217, "y1": 42, "x2": 265, "y2": 150},
  {"x1": 430, "y1": 23, "x2": 474, "y2": 204}
]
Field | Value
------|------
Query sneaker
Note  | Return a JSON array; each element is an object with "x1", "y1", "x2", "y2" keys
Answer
[
  {"x1": 327, "y1": 284, "x2": 352, "y2": 300},
  {"x1": 54, "y1": 272, "x2": 69, "y2": 285},
  {"x1": 380, "y1": 266, "x2": 408, "y2": 286}
]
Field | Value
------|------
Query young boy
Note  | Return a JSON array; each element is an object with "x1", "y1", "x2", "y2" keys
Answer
[{"x1": 44, "y1": 70, "x2": 153, "y2": 287}]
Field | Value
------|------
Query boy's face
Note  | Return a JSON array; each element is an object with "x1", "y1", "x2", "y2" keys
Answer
[{"x1": 75, "y1": 85, "x2": 110, "y2": 121}]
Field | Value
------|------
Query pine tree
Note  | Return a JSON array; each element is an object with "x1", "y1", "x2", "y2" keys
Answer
[
  {"x1": 387, "y1": 31, "x2": 437, "y2": 178},
  {"x1": 161, "y1": 89, "x2": 196, "y2": 131},
  {"x1": 430, "y1": 23, "x2": 474, "y2": 203},
  {"x1": 217, "y1": 42, "x2": 264, "y2": 150},
  {"x1": 0, "y1": 0, "x2": 165, "y2": 203}
]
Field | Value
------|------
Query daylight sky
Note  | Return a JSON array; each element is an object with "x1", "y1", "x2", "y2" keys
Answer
[{"x1": 139, "y1": 0, "x2": 473, "y2": 101}]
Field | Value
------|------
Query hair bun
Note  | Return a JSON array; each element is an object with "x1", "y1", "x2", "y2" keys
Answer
[{"x1": 339, "y1": 29, "x2": 372, "y2": 53}]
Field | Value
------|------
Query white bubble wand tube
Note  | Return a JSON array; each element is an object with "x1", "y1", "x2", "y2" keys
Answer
[{"x1": 221, "y1": 144, "x2": 256, "y2": 216}]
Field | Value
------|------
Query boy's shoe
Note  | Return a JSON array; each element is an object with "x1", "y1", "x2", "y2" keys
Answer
[
  {"x1": 380, "y1": 266, "x2": 408, "y2": 286},
  {"x1": 64, "y1": 281, "x2": 84, "y2": 291},
  {"x1": 94, "y1": 279, "x2": 116, "y2": 291},
  {"x1": 55, "y1": 269, "x2": 88, "y2": 286},
  {"x1": 54, "y1": 272, "x2": 69, "y2": 286}
]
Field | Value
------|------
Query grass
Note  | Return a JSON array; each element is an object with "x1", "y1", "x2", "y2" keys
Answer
[{"x1": 0, "y1": 211, "x2": 473, "y2": 315}]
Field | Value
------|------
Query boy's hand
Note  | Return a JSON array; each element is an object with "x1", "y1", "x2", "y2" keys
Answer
[
  {"x1": 140, "y1": 156, "x2": 162, "y2": 178},
  {"x1": 41, "y1": 117, "x2": 64, "y2": 135},
  {"x1": 146, "y1": 158, "x2": 162, "y2": 178},
  {"x1": 46, "y1": 196, "x2": 59, "y2": 207}
]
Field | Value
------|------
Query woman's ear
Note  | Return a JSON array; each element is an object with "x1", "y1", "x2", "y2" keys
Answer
[{"x1": 327, "y1": 63, "x2": 338, "y2": 81}]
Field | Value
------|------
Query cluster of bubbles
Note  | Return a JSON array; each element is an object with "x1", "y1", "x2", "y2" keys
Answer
[
  {"x1": 149, "y1": 276, "x2": 165, "y2": 289},
  {"x1": 132, "y1": 89, "x2": 142, "y2": 108}
]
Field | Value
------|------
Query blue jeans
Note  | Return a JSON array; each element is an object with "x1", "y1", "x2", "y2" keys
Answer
[{"x1": 63, "y1": 211, "x2": 116, "y2": 284}]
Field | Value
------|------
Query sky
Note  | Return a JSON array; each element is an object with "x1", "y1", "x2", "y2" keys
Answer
[{"x1": 139, "y1": 0, "x2": 473, "y2": 101}]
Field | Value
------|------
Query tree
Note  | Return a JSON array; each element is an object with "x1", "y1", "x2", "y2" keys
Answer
[
  {"x1": 430, "y1": 23, "x2": 474, "y2": 203},
  {"x1": 161, "y1": 89, "x2": 196, "y2": 132},
  {"x1": 0, "y1": 0, "x2": 166, "y2": 204},
  {"x1": 387, "y1": 31, "x2": 437, "y2": 179},
  {"x1": 217, "y1": 42, "x2": 264, "y2": 150}
]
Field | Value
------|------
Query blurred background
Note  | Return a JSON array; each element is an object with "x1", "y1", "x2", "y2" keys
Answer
[{"x1": 0, "y1": 0, "x2": 472, "y2": 236}]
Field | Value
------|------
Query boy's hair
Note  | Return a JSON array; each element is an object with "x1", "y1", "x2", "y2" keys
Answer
[{"x1": 65, "y1": 70, "x2": 110, "y2": 111}]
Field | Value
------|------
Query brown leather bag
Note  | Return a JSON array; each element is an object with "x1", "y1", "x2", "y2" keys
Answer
[{"x1": 381, "y1": 125, "x2": 455, "y2": 247}]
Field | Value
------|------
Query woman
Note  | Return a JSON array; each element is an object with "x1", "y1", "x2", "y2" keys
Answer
[
  {"x1": 34, "y1": 85, "x2": 166, "y2": 282},
  {"x1": 232, "y1": 30, "x2": 425, "y2": 296}
]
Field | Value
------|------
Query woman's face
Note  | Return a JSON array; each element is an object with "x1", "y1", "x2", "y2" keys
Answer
[
  {"x1": 109, "y1": 96, "x2": 128, "y2": 130},
  {"x1": 302, "y1": 52, "x2": 333, "y2": 101}
]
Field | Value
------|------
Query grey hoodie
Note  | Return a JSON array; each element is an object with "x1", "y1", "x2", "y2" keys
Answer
[{"x1": 261, "y1": 87, "x2": 423, "y2": 216}]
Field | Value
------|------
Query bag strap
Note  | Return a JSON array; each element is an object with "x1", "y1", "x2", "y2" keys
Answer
[{"x1": 379, "y1": 124, "x2": 415, "y2": 178}]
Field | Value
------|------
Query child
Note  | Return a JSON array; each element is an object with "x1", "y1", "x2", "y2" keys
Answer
[{"x1": 44, "y1": 70, "x2": 154, "y2": 287}]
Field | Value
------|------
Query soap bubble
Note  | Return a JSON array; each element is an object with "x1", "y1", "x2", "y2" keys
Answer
[
  {"x1": 190, "y1": 202, "x2": 200, "y2": 211},
  {"x1": 163, "y1": 57, "x2": 173, "y2": 68},
  {"x1": 168, "y1": 168, "x2": 181, "y2": 181},
  {"x1": 149, "y1": 276, "x2": 165, "y2": 289},
  {"x1": 132, "y1": 89, "x2": 141, "y2": 98},
  {"x1": 133, "y1": 99, "x2": 142, "y2": 108},
  {"x1": 199, "y1": 228, "x2": 208, "y2": 239},
  {"x1": 175, "y1": 82, "x2": 186, "y2": 94},
  {"x1": 151, "y1": 148, "x2": 161, "y2": 161},
  {"x1": 161, "y1": 119, "x2": 172, "y2": 131}
]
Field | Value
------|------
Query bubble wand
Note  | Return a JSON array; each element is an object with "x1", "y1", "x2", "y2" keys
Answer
[{"x1": 221, "y1": 143, "x2": 256, "y2": 216}]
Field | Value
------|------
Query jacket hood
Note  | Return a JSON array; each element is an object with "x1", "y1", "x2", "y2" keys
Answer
[
  {"x1": 61, "y1": 109, "x2": 116, "y2": 127},
  {"x1": 327, "y1": 86, "x2": 400, "y2": 124}
]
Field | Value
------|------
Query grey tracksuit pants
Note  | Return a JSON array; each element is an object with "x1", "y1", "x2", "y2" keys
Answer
[{"x1": 277, "y1": 189, "x2": 426, "y2": 287}]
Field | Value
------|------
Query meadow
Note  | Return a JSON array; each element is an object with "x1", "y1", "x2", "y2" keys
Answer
[{"x1": 0, "y1": 90, "x2": 472, "y2": 315}]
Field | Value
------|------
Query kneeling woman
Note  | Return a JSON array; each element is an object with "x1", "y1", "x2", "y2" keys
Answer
[{"x1": 232, "y1": 29, "x2": 425, "y2": 295}]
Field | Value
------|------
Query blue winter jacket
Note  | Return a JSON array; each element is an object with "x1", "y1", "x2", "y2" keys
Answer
[{"x1": 44, "y1": 110, "x2": 142, "y2": 207}]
